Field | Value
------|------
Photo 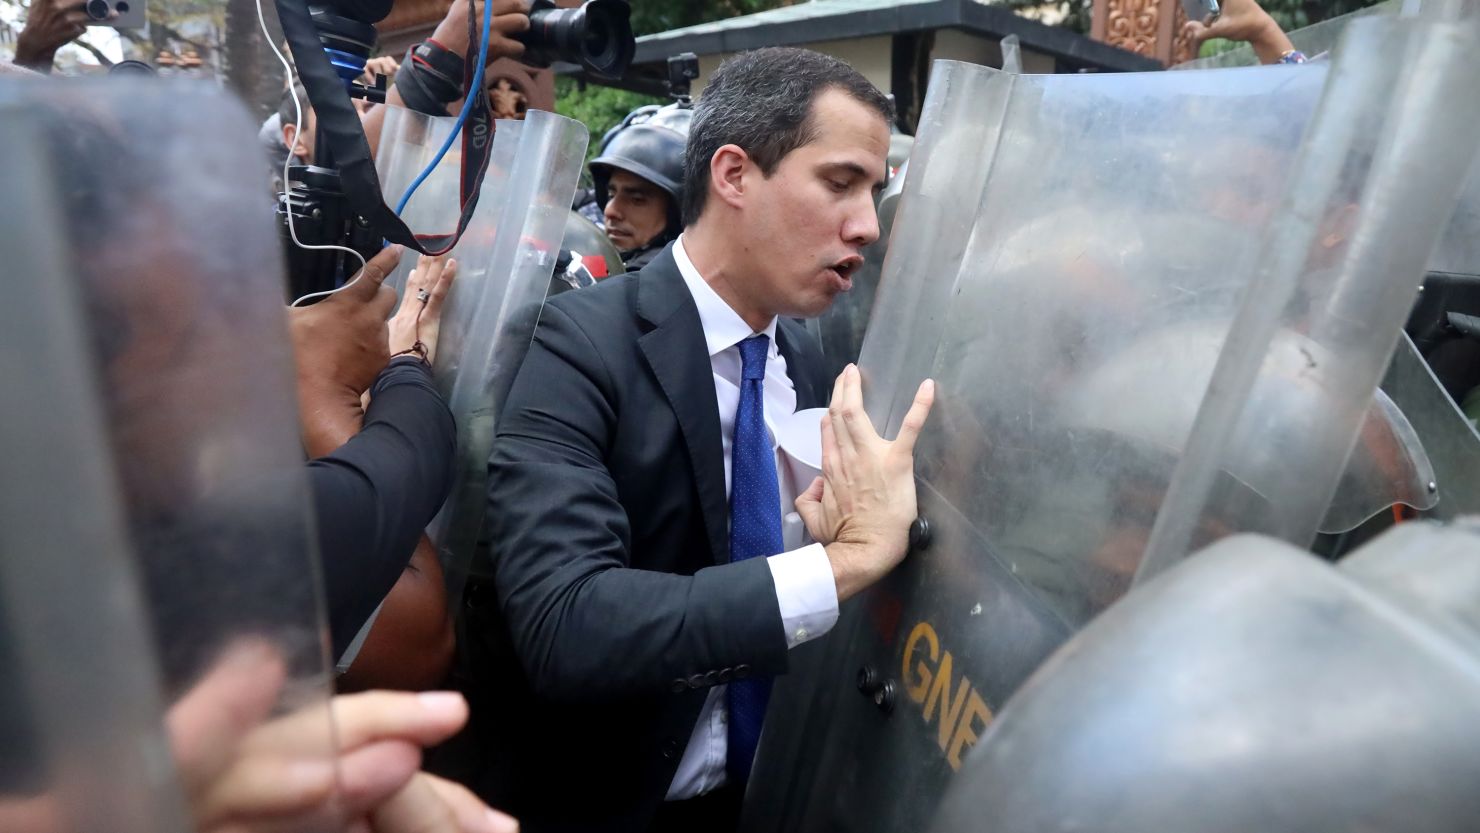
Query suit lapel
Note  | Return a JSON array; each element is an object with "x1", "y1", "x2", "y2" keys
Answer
[
  {"x1": 777, "y1": 320, "x2": 828, "y2": 410},
  {"x1": 634, "y1": 248, "x2": 732, "y2": 566}
]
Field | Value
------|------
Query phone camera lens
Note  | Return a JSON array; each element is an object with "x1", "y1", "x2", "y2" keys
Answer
[{"x1": 85, "y1": 0, "x2": 110, "y2": 20}]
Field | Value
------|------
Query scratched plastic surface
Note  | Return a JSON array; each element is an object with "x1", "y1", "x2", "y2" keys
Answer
[
  {"x1": 744, "y1": 12, "x2": 1480, "y2": 823},
  {"x1": 0, "y1": 81, "x2": 336, "y2": 832},
  {"x1": 374, "y1": 106, "x2": 588, "y2": 602}
]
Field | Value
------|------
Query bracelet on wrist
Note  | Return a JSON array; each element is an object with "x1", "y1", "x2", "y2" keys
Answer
[{"x1": 391, "y1": 341, "x2": 431, "y2": 365}]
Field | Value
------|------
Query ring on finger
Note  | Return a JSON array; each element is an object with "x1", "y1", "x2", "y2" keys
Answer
[{"x1": 416, "y1": 288, "x2": 431, "y2": 304}]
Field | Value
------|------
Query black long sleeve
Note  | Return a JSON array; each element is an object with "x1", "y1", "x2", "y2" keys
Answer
[{"x1": 308, "y1": 357, "x2": 455, "y2": 658}]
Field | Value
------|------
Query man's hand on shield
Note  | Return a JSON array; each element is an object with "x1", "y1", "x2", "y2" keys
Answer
[
  {"x1": 797, "y1": 365, "x2": 936, "y2": 602},
  {"x1": 289, "y1": 246, "x2": 400, "y2": 397},
  {"x1": 388, "y1": 254, "x2": 458, "y2": 366},
  {"x1": 432, "y1": 0, "x2": 531, "y2": 64}
]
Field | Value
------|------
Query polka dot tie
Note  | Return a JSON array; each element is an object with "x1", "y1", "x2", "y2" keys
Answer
[{"x1": 726, "y1": 334, "x2": 783, "y2": 785}]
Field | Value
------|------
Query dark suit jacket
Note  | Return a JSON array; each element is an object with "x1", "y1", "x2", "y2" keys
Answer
[{"x1": 450, "y1": 246, "x2": 829, "y2": 832}]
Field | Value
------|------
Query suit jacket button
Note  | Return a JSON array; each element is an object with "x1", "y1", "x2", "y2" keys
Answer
[
  {"x1": 718, "y1": 667, "x2": 734, "y2": 683},
  {"x1": 703, "y1": 670, "x2": 721, "y2": 686},
  {"x1": 662, "y1": 739, "x2": 680, "y2": 759},
  {"x1": 670, "y1": 678, "x2": 688, "y2": 694},
  {"x1": 687, "y1": 674, "x2": 706, "y2": 689},
  {"x1": 734, "y1": 664, "x2": 752, "y2": 680}
]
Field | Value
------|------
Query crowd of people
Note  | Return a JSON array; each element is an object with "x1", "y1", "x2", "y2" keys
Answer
[{"x1": 4, "y1": 0, "x2": 1464, "y2": 832}]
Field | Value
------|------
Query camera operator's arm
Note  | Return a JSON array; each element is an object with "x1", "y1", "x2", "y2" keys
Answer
[
  {"x1": 1182, "y1": 0, "x2": 1298, "y2": 64},
  {"x1": 362, "y1": 0, "x2": 531, "y2": 156},
  {"x1": 12, "y1": 0, "x2": 106, "y2": 73}
]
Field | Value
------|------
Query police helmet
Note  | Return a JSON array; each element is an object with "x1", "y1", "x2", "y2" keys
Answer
[{"x1": 589, "y1": 122, "x2": 685, "y2": 234}]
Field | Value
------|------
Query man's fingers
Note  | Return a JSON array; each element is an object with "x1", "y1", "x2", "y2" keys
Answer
[
  {"x1": 490, "y1": 32, "x2": 527, "y2": 59},
  {"x1": 372, "y1": 283, "x2": 398, "y2": 320},
  {"x1": 1183, "y1": 19, "x2": 1210, "y2": 46},
  {"x1": 330, "y1": 690, "x2": 470, "y2": 752},
  {"x1": 492, "y1": 0, "x2": 531, "y2": 15},
  {"x1": 891, "y1": 379, "x2": 935, "y2": 458},
  {"x1": 195, "y1": 754, "x2": 337, "y2": 827},
  {"x1": 796, "y1": 475, "x2": 824, "y2": 508},
  {"x1": 819, "y1": 413, "x2": 842, "y2": 485},
  {"x1": 166, "y1": 640, "x2": 287, "y2": 793},
  {"x1": 492, "y1": 12, "x2": 531, "y2": 35},
  {"x1": 425, "y1": 773, "x2": 520, "y2": 833},
  {"x1": 334, "y1": 740, "x2": 424, "y2": 817},
  {"x1": 795, "y1": 475, "x2": 826, "y2": 540},
  {"x1": 368, "y1": 772, "x2": 513, "y2": 833},
  {"x1": 425, "y1": 258, "x2": 457, "y2": 317},
  {"x1": 345, "y1": 245, "x2": 403, "y2": 303},
  {"x1": 828, "y1": 365, "x2": 863, "y2": 463}
]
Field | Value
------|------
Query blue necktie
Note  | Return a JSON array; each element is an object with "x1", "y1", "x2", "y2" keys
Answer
[{"x1": 727, "y1": 334, "x2": 783, "y2": 785}]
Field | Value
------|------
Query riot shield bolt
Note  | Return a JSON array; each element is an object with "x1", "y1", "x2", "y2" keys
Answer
[
  {"x1": 1428, "y1": 481, "x2": 1438, "y2": 494},
  {"x1": 909, "y1": 517, "x2": 932, "y2": 552},
  {"x1": 873, "y1": 680, "x2": 896, "y2": 715},
  {"x1": 857, "y1": 665, "x2": 882, "y2": 695}
]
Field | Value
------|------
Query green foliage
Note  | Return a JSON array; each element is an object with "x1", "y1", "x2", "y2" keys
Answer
[{"x1": 554, "y1": 76, "x2": 663, "y2": 163}]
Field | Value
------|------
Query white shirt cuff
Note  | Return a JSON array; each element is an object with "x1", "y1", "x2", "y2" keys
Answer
[{"x1": 767, "y1": 542, "x2": 839, "y2": 648}]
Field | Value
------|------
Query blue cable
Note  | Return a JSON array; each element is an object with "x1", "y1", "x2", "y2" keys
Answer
[{"x1": 394, "y1": 0, "x2": 494, "y2": 218}]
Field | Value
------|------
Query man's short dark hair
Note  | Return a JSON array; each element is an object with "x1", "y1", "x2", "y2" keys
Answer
[
  {"x1": 277, "y1": 82, "x2": 309, "y2": 129},
  {"x1": 681, "y1": 47, "x2": 893, "y2": 226}
]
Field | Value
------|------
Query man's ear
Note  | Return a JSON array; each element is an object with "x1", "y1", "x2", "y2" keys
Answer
[
  {"x1": 282, "y1": 123, "x2": 308, "y2": 161},
  {"x1": 709, "y1": 143, "x2": 751, "y2": 211}
]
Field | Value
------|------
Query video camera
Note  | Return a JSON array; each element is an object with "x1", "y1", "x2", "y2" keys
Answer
[{"x1": 275, "y1": 0, "x2": 635, "y2": 301}]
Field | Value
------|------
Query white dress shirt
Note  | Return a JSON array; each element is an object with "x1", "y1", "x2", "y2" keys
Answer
[{"x1": 665, "y1": 235, "x2": 841, "y2": 800}]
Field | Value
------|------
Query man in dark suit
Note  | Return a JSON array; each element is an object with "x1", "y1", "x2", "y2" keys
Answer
[{"x1": 463, "y1": 47, "x2": 936, "y2": 832}]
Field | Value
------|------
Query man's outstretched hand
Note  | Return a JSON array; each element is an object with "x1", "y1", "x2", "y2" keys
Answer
[{"x1": 797, "y1": 365, "x2": 935, "y2": 602}]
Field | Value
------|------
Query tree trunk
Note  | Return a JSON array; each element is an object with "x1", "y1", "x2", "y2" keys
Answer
[{"x1": 222, "y1": 0, "x2": 275, "y2": 117}]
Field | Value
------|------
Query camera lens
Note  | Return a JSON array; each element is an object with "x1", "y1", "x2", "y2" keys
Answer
[
  {"x1": 85, "y1": 0, "x2": 110, "y2": 20},
  {"x1": 518, "y1": 0, "x2": 634, "y2": 80}
]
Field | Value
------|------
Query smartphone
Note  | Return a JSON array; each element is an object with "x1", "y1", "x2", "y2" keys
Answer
[
  {"x1": 1181, "y1": 0, "x2": 1219, "y2": 23},
  {"x1": 85, "y1": 0, "x2": 146, "y2": 29}
]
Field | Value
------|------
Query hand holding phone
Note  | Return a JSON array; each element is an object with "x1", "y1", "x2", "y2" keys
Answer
[{"x1": 1181, "y1": 0, "x2": 1220, "y2": 25}]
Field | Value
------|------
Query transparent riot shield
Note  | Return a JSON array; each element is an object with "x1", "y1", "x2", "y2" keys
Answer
[
  {"x1": 0, "y1": 119, "x2": 189, "y2": 833},
  {"x1": 743, "y1": 57, "x2": 1328, "y2": 833},
  {"x1": 374, "y1": 105, "x2": 587, "y2": 599},
  {"x1": 929, "y1": 520, "x2": 1480, "y2": 833},
  {"x1": 1136, "y1": 14, "x2": 1480, "y2": 581},
  {"x1": 1381, "y1": 335, "x2": 1480, "y2": 520},
  {"x1": 744, "y1": 10, "x2": 1480, "y2": 824},
  {"x1": 1, "y1": 78, "x2": 337, "y2": 826}
]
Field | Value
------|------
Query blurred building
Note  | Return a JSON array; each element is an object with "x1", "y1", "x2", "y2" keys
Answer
[{"x1": 567, "y1": 0, "x2": 1158, "y2": 134}]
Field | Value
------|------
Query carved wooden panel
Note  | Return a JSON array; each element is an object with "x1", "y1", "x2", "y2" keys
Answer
[
  {"x1": 1170, "y1": 2, "x2": 1197, "y2": 65},
  {"x1": 1092, "y1": 0, "x2": 1191, "y2": 66}
]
